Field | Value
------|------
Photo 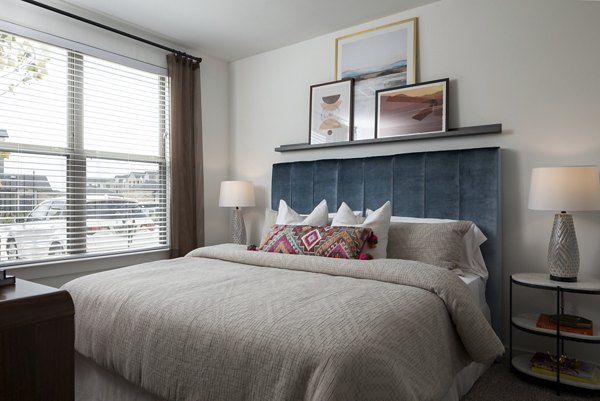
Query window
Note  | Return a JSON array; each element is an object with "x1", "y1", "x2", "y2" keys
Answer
[{"x1": 0, "y1": 31, "x2": 169, "y2": 265}]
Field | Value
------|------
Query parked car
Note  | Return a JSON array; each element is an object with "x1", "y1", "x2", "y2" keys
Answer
[{"x1": 4, "y1": 195, "x2": 158, "y2": 260}]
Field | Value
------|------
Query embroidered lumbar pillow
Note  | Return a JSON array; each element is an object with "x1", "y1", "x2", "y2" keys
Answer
[{"x1": 259, "y1": 225, "x2": 373, "y2": 259}]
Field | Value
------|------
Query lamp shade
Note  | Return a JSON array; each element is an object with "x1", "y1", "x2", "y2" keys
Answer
[
  {"x1": 528, "y1": 166, "x2": 600, "y2": 211},
  {"x1": 218, "y1": 181, "x2": 255, "y2": 208}
]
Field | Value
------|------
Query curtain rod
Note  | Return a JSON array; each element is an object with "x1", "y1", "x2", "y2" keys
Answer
[{"x1": 21, "y1": 0, "x2": 202, "y2": 64}]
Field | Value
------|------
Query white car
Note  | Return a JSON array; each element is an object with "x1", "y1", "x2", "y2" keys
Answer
[{"x1": 4, "y1": 196, "x2": 160, "y2": 260}]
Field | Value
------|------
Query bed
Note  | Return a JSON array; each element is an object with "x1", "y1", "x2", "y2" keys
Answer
[{"x1": 69, "y1": 147, "x2": 504, "y2": 401}]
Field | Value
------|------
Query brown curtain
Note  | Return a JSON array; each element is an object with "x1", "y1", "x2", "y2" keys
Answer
[{"x1": 167, "y1": 53, "x2": 204, "y2": 257}]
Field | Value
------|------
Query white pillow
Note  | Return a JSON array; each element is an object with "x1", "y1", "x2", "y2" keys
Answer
[
  {"x1": 262, "y1": 207, "x2": 361, "y2": 239},
  {"x1": 333, "y1": 201, "x2": 391, "y2": 259},
  {"x1": 275, "y1": 199, "x2": 328, "y2": 226},
  {"x1": 387, "y1": 216, "x2": 488, "y2": 279},
  {"x1": 327, "y1": 210, "x2": 363, "y2": 225}
]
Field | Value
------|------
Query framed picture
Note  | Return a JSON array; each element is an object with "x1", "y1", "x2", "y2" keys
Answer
[
  {"x1": 375, "y1": 78, "x2": 449, "y2": 138},
  {"x1": 335, "y1": 18, "x2": 417, "y2": 140},
  {"x1": 309, "y1": 79, "x2": 354, "y2": 145}
]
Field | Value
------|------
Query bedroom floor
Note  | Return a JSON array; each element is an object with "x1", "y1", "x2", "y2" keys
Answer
[{"x1": 463, "y1": 357, "x2": 598, "y2": 400}]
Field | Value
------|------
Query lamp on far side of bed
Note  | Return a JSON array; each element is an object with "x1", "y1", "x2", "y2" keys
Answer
[
  {"x1": 219, "y1": 181, "x2": 255, "y2": 245},
  {"x1": 528, "y1": 166, "x2": 600, "y2": 282}
]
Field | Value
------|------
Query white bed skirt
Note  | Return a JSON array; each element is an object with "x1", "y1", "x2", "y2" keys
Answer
[{"x1": 441, "y1": 361, "x2": 491, "y2": 401}]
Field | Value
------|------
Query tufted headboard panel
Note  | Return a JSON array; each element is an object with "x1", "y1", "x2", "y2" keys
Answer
[{"x1": 271, "y1": 147, "x2": 502, "y2": 336}]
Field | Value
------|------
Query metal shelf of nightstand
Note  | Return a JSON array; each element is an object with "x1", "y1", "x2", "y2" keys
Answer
[
  {"x1": 512, "y1": 313, "x2": 600, "y2": 344},
  {"x1": 509, "y1": 273, "x2": 600, "y2": 391},
  {"x1": 512, "y1": 354, "x2": 600, "y2": 390}
]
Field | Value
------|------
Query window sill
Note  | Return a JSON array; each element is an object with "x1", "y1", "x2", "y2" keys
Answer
[{"x1": 6, "y1": 248, "x2": 169, "y2": 282}]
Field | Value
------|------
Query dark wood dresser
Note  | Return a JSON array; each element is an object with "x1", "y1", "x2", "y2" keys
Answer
[{"x1": 0, "y1": 278, "x2": 75, "y2": 401}]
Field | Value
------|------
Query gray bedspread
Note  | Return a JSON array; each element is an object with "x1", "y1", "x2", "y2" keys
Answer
[{"x1": 63, "y1": 244, "x2": 504, "y2": 401}]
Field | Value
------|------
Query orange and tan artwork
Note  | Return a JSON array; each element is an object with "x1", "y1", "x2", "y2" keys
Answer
[{"x1": 376, "y1": 79, "x2": 447, "y2": 138}]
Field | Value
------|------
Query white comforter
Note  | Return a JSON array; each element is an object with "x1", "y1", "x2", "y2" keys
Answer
[{"x1": 63, "y1": 244, "x2": 504, "y2": 401}]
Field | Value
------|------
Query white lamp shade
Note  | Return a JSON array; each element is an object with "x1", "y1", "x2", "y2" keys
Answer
[
  {"x1": 219, "y1": 181, "x2": 255, "y2": 208},
  {"x1": 528, "y1": 166, "x2": 600, "y2": 211}
]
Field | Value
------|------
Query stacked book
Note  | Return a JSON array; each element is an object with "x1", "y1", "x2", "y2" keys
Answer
[
  {"x1": 529, "y1": 352, "x2": 598, "y2": 384},
  {"x1": 536, "y1": 313, "x2": 593, "y2": 336}
]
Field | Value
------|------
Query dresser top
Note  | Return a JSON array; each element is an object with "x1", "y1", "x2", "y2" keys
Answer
[
  {"x1": 0, "y1": 278, "x2": 62, "y2": 303},
  {"x1": 0, "y1": 278, "x2": 74, "y2": 330}
]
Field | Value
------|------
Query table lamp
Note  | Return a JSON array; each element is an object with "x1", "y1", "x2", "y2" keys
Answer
[
  {"x1": 219, "y1": 181, "x2": 255, "y2": 244},
  {"x1": 528, "y1": 166, "x2": 600, "y2": 282}
]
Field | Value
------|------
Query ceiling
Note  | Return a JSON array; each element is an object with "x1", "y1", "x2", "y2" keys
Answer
[{"x1": 57, "y1": 0, "x2": 437, "y2": 61}]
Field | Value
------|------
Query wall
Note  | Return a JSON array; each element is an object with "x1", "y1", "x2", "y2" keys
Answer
[
  {"x1": 2, "y1": 0, "x2": 230, "y2": 285},
  {"x1": 230, "y1": 0, "x2": 600, "y2": 357}
]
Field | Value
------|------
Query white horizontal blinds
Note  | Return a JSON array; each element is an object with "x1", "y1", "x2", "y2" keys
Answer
[
  {"x1": 0, "y1": 30, "x2": 169, "y2": 265},
  {"x1": 0, "y1": 34, "x2": 68, "y2": 148},
  {"x1": 83, "y1": 57, "x2": 163, "y2": 156}
]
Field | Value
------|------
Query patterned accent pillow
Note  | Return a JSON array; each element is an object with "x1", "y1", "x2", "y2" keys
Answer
[{"x1": 259, "y1": 225, "x2": 373, "y2": 259}]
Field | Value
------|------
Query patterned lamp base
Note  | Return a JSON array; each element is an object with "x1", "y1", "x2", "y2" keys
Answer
[
  {"x1": 231, "y1": 208, "x2": 247, "y2": 245},
  {"x1": 548, "y1": 212, "x2": 579, "y2": 282}
]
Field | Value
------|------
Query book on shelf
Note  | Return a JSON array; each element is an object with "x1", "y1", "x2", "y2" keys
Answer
[
  {"x1": 549, "y1": 314, "x2": 592, "y2": 328},
  {"x1": 536, "y1": 313, "x2": 593, "y2": 336},
  {"x1": 529, "y1": 352, "x2": 598, "y2": 385}
]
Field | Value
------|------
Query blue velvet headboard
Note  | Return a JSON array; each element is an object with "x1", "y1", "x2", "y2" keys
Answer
[{"x1": 271, "y1": 147, "x2": 502, "y2": 336}]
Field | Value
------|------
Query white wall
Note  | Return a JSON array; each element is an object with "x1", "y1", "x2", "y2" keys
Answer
[
  {"x1": 2, "y1": 0, "x2": 230, "y2": 285},
  {"x1": 199, "y1": 47, "x2": 230, "y2": 246},
  {"x1": 230, "y1": 0, "x2": 600, "y2": 357}
]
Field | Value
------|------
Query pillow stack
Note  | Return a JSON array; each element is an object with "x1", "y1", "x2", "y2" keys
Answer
[{"x1": 258, "y1": 199, "x2": 489, "y2": 277}]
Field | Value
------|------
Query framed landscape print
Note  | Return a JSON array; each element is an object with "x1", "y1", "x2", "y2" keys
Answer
[
  {"x1": 309, "y1": 79, "x2": 354, "y2": 145},
  {"x1": 335, "y1": 18, "x2": 417, "y2": 140},
  {"x1": 375, "y1": 78, "x2": 449, "y2": 138}
]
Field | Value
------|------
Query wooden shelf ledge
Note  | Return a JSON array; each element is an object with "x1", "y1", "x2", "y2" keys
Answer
[{"x1": 275, "y1": 123, "x2": 502, "y2": 152}]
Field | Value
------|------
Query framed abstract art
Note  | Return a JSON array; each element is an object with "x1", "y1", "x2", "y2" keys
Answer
[
  {"x1": 375, "y1": 78, "x2": 449, "y2": 138},
  {"x1": 308, "y1": 79, "x2": 354, "y2": 144},
  {"x1": 335, "y1": 18, "x2": 417, "y2": 140}
]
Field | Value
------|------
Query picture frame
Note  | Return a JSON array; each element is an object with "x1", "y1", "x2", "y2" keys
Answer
[
  {"x1": 309, "y1": 79, "x2": 354, "y2": 145},
  {"x1": 335, "y1": 18, "x2": 417, "y2": 140},
  {"x1": 375, "y1": 78, "x2": 449, "y2": 138}
]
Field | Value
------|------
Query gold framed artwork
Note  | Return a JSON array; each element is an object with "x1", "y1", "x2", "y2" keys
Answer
[
  {"x1": 309, "y1": 79, "x2": 354, "y2": 145},
  {"x1": 375, "y1": 78, "x2": 448, "y2": 138},
  {"x1": 335, "y1": 18, "x2": 418, "y2": 140}
]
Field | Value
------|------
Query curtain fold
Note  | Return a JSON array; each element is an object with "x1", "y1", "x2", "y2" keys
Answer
[{"x1": 167, "y1": 54, "x2": 204, "y2": 257}]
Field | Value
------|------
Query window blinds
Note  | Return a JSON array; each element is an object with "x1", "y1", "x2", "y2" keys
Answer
[{"x1": 0, "y1": 31, "x2": 169, "y2": 264}]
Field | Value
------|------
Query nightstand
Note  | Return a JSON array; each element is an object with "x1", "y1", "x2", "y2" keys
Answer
[
  {"x1": 509, "y1": 273, "x2": 600, "y2": 391},
  {"x1": 0, "y1": 278, "x2": 75, "y2": 401}
]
